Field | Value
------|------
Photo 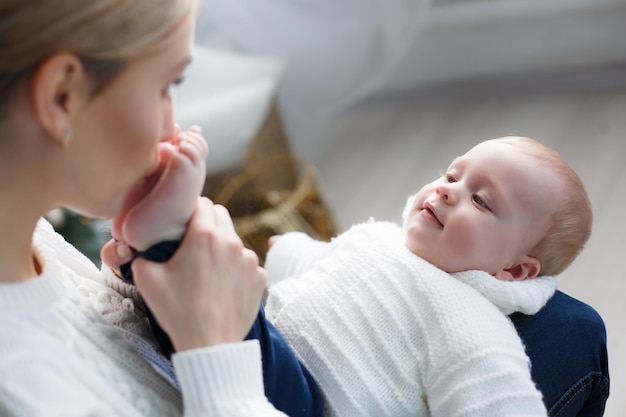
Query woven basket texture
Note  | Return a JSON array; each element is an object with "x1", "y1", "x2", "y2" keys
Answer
[{"x1": 202, "y1": 103, "x2": 337, "y2": 263}]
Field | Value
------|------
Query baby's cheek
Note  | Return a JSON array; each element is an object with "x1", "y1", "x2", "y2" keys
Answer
[{"x1": 448, "y1": 226, "x2": 488, "y2": 267}]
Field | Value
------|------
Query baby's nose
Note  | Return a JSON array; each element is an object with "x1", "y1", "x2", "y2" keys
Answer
[{"x1": 436, "y1": 184, "x2": 455, "y2": 204}]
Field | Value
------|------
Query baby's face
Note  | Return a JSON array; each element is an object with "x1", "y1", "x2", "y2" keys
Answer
[{"x1": 403, "y1": 140, "x2": 562, "y2": 276}]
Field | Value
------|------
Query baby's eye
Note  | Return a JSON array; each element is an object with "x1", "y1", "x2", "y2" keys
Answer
[
  {"x1": 472, "y1": 194, "x2": 489, "y2": 209},
  {"x1": 441, "y1": 172, "x2": 456, "y2": 183}
]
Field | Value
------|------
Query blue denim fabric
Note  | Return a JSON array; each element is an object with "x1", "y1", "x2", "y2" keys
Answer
[
  {"x1": 247, "y1": 304, "x2": 324, "y2": 417},
  {"x1": 510, "y1": 290, "x2": 610, "y2": 417}
]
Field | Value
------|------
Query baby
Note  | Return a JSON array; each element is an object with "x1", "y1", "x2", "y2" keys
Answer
[
  {"x1": 111, "y1": 125, "x2": 323, "y2": 417},
  {"x1": 263, "y1": 136, "x2": 592, "y2": 417}
]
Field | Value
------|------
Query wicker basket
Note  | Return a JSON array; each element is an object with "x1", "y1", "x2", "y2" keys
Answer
[{"x1": 202, "y1": 103, "x2": 337, "y2": 263}]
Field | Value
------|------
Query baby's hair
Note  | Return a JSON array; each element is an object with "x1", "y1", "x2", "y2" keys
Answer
[{"x1": 491, "y1": 136, "x2": 592, "y2": 275}]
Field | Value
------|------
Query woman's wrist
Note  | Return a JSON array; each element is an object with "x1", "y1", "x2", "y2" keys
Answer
[{"x1": 173, "y1": 340, "x2": 265, "y2": 407}]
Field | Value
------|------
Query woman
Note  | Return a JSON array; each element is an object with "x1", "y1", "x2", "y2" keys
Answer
[{"x1": 0, "y1": 1, "x2": 286, "y2": 415}]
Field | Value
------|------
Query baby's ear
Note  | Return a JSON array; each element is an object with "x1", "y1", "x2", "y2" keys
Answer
[{"x1": 493, "y1": 255, "x2": 541, "y2": 281}]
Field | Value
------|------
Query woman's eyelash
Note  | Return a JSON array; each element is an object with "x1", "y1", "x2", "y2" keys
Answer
[
  {"x1": 172, "y1": 75, "x2": 186, "y2": 87},
  {"x1": 163, "y1": 76, "x2": 186, "y2": 96}
]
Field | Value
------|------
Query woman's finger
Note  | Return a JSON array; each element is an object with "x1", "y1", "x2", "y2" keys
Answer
[{"x1": 100, "y1": 238, "x2": 133, "y2": 271}]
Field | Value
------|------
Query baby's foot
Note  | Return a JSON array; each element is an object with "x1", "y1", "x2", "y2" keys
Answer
[{"x1": 112, "y1": 127, "x2": 208, "y2": 251}]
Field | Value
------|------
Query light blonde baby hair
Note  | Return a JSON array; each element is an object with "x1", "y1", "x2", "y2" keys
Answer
[
  {"x1": 0, "y1": 0, "x2": 195, "y2": 116},
  {"x1": 492, "y1": 136, "x2": 592, "y2": 276}
]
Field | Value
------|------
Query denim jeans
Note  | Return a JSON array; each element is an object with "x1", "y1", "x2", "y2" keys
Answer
[{"x1": 511, "y1": 290, "x2": 610, "y2": 417}]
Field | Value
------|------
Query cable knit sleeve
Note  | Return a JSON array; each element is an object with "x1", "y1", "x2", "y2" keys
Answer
[
  {"x1": 0, "y1": 347, "x2": 137, "y2": 417},
  {"x1": 172, "y1": 340, "x2": 288, "y2": 417}
]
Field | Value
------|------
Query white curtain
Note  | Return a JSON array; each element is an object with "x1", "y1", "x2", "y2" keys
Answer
[{"x1": 195, "y1": 0, "x2": 432, "y2": 150}]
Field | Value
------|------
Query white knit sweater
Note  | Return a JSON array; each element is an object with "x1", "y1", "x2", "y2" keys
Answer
[
  {"x1": 0, "y1": 219, "x2": 286, "y2": 417},
  {"x1": 265, "y1": 221, "x2": 556, "y2": 417}
]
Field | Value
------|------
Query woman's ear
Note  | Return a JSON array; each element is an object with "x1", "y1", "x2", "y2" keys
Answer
[
  {"x1": 30, "y1": 52, "x2": 84, "y2": 149},
  {"x1": 493, "y1": 255, "x2": 541, "y2": 281}
]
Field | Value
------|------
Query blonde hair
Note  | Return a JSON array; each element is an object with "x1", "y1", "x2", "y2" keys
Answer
[
  {"x1": 492, "y1": 136, "x2": 592, "y2": 275},
  {"x1": 0, "y1": 0, "x2": 195, "y2": 115}
]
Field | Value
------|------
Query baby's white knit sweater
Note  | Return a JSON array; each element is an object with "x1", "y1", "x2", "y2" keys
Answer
[
  {"x1": 265, "y1": 221, "x2": 556, "y2": 417},
  {"x1": 0, "y1": 219, "x2": 286, "y2": 417}
]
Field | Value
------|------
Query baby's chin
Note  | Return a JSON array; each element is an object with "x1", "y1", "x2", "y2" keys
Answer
[
  {"x1": 403, "y1": 240, "x2": 460, "y2": 273},
  {"x1": 404, "y1": 239, "x2": 437, "y2": 266}
]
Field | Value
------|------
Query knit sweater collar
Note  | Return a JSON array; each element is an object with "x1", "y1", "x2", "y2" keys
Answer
[
  {"x1": 451, "y1": 270, "x2": 557, "y2": 315},
  {"x1": 377, "y1": 220, "x2": 558, "y2": 316}
]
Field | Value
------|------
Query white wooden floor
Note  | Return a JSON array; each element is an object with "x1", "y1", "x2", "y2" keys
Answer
[{"x1": 303, "y1": 87, "x2": 626, "y2": 417}]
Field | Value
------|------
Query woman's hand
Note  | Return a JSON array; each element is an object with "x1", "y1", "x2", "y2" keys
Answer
[{"x1": 104, "y1": 197, "x2": 267, "y2": 351}]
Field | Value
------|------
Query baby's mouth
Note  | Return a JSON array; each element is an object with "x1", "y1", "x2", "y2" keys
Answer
[{"x1": 423, "y1": 203, "x2": 443, "y2": 227}]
